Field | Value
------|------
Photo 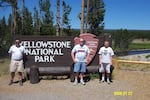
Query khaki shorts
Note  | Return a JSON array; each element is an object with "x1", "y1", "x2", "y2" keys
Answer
[{"x1": 10, "y1": 60, "x2": 24, "y2": 72}]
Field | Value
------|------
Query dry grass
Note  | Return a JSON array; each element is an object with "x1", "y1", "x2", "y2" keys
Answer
[
  {"x1": 116, "y1": 54, "x2": 150, "y2": 72},
  {"x1": 0, "y1": 58, "x2": 10, "y2": 76},
  {"x1": 118, "y1": 63, "x2": 150, "y2": 72}
]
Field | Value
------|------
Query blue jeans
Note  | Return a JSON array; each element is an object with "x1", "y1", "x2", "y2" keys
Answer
[{"x1": 74, "y1": 62, "x2": 86, "y2": 73}]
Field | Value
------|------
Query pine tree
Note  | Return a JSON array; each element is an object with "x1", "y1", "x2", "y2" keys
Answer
[
  {"x1": 5, "y1": 14, "x2": 12, "y2": 45},
  {"x1": 39, "y1": 0, "x2": 54, "y2": 35},
  {"x1": 23, "y1": 7, "x2": 33, "y2": 35},
  {"x1": 0, "y1": 0, "x2": 17, "y2": 34},
  {"x1": 0, "y1": 17, "x2": 7, "y2": 56},
  {"x1": 0, "y1": 17, "x2": 6, "y2": 37},
  {"x1": 33, "y1": 7, "x2": 41, "y2": 35},
  {"x1": 16, "y1": 11, "x2": 22, "y2": 34},
  {"x1": 85, "y1": 0, "x2": 105, "y2": 35},
  {"x1": 62, "y1": 0, "x2": 71, "y2": 36},
  {"x1": 7, "y1": 14, "x2": 12, "y2": 28},
  {"x1": 113, "y1": 29, "x2": 132, "y2": 51}
]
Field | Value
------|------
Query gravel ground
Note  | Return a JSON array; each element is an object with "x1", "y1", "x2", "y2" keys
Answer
[{"x1": 0, "y1": 70, "x2": 150, "y2": 100}]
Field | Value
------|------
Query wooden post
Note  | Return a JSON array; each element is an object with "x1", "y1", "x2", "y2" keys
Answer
[{"x1": 113, "y1": 59, "x2": 119, "y2": 69}]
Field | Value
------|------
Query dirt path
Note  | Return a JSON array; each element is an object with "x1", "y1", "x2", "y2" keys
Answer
[{"x1": 0, "y1": 70, "x2": 150, "y2": 100}]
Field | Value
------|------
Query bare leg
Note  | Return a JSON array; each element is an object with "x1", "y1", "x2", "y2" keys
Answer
[
  {"x1": 18, "y1": 72, "x2": 23, "y2": 86},
  {"x1": 79, "y1": 72, "x2": 84, "y2": 80},
  {"x1": 101, "y1": 72, "x2": 105, "y2": 82},
  {"x1": 8, "y1": 72, "x2": 15, "y2": 85},
  {"x1": 74, "y1": 72, "x2": 79, "y2": 81},
  {"x1": 80, "y1": 72, "x2": 85, "y2": 85},
  {"x1": 107, "y1": 73, "x2": 110, "y2": 79},
  {"x1": 107, "y1": 73, "x2": 111, "y2": 84},
  {"x1": 73, "y1": 72, "x2": 79, "y2": 85},
  {"x1": 10, "y1": 72, "x2": 15, "y2": 81},
  {"x1": 18, "y1": 72, "x2": 23, "y2": 81}
]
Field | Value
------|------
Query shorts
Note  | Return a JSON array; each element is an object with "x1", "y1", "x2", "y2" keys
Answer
[
  {"x1": 74, "y1": 62, "x2": 86, "y2": 73},
  {"x1": 99, "y1": 63, "x2": 110, "y2": 73},
  {"x1": 10, "y1": 60, "x2": 24, "y2": 72}
]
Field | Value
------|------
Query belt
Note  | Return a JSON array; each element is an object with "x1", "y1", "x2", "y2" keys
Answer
[{"x1": 12, "y1": 59, "x2": 22, "y2": 61}]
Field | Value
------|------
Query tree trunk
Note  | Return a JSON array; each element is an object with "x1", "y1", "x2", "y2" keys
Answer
[
  {"x1": 56, "y1": 0, "x2": 60, "y2": 36},
  {"x1": 85, "y1": 0, "x2": 89, "y2": 33},
  {"x1": 80, "y1": 0, "x2": 84, "y2": 34},
  {"x1": 12, "y1": 0, "x2": 17, "y2": 35}
]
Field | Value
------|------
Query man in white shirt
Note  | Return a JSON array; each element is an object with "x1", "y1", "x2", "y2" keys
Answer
[
  {"x1": 71, "y1": 38, "x2": 90, "y2": 85},
  {"x1": 8, "y1": 39, "x2": 25, "y2": 86},
  {"x1": 98, "y1": 40, "x2": 114, "y2": 84}
]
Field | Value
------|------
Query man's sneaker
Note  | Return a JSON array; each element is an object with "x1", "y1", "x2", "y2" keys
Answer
[
  {"x1": 107, "y1": 79, "x2": 111, "y2": 84},
  {"x1": 73, "y1": 81, "x2": 78, "y2": 86},
  {"x1": 80, "y1": 80, "x2": 86, "y2": 85},
  {"x1": 19, "y1": 80, "x2": 23, "y2": 86},
  {"x1": 8, "y1": 80, "x2": 13, "y2": 86},
  {"x1": 100, "y1": 80, "x2": 105, "y2": 83}
]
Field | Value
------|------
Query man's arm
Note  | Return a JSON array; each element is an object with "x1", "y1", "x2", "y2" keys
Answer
[
  {"x1": 110, "y1": 56, "x2": 112, "y2": 65},
  {"x1": 85, "y1": 53, "x2": 90, "y2": 63},
  {"x1": 8, "y1": 46, "x2": 12, "y2": 57},
  {"x1": 99, "y1": 55, "x2": 102, "y2": 65},
  {"x1": 71, "y1": 52, "x2": 76, "y2": 63},
  {"x1": 110, "y1": 48, "x2": 114, "y2": 65}
]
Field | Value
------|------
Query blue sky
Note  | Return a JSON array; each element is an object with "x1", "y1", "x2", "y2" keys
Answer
[{"x1": 1, "y1": 0, "x2": 150, "y2": 30}]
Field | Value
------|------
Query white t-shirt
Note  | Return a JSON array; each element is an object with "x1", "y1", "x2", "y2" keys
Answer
[
  {"x1": 8, "y1": 45, "x2": 25, "y2": 60},
  {"x1": 72, "y1": 44, "x2": 90, "y2": 62},
  {"x1": 98, "y1": 46, "x2": 114, "y2": 63}
]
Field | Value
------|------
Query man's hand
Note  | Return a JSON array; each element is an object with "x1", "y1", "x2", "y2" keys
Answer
[
  {"x1": 110, "y1": 62, "x2": 112, "y2": 66},
  {"x1": 73, "y1": 59, "x2": 76, "y2": 63},
  {"x1": 84, "y1": 59, "x2": 88, "y2": 64},
  {"x1": 71, "y1": 52, "x2": 76, "y2": 63},
  {"x1": 99, "y1": 61, "x2": 102, "y2": 65}
]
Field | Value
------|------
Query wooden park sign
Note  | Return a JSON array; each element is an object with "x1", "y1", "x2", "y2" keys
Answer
[
  {"x1": 14, "y1": 33, "x2": 109, "y2": 82},
  {"x1": 74, "y1": 33, "x2": 99, "y2": 65},
  {"x1": 21, "y1": 36, "x2": 73, "y2": 67}
]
